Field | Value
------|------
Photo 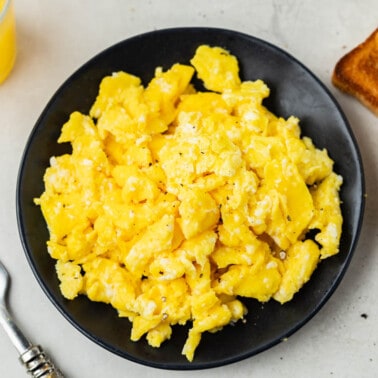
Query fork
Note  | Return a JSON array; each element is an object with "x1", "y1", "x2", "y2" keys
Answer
[{"x1": 0, "y1": 259, "x2": 64, "y2": 377}]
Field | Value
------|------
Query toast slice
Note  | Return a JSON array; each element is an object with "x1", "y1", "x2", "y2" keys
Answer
[{"x1": 332, "y1": 28, "x2": 378, "y2": 116}]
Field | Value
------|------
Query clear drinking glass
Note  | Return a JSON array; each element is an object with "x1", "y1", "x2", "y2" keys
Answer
[{"x1": 0, "y1": 0, "x2": 16, "y2": 84}]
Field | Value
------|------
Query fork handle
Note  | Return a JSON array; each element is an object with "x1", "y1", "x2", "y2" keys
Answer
[
  {"x1": 20, "y1": 345, "x2": 64, "y2": 378},
  {"x1": 0, "y1": 306, "x2": 64, "y2": 377},
  {"x1": 0, "y1": 304, "x2": 31, "y2": 354}
]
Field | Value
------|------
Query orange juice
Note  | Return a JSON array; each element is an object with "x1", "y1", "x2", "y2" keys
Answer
[{"x1": 0, "y1": 0, "x2": 16, "y2": 84}]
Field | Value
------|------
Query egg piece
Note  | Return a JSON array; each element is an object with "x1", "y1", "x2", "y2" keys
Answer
[
  {"x1": 89, "y1": 71, "x2": 142, "y2": 119},
  {"x1": 178, "y1": 188, "x2": 220, "y2": 239},
  {"x1": 56, "y1": 260, "x2": 84, "y2": 300},
  {"x1": 256, "y1": 158, "x2": 315, "y2": 250},
  {"x1": 124, "y1": 214, "x2": 175, "y2": 276},
  {"x1": 309, "y1": 172, "x2": 343, "y2": 258},
  {"x1": 82, "y1": 257, "x2": 138, "y2": 311},
  {"x1": 214, "y1": 252, "x2": 282, "y2": 302},
  {"x1": 190, "y1": 45, "x2": 241, "y2": 92},
  {"x1": 273, "y1": 239, "x2": 320, "y2": 303}
]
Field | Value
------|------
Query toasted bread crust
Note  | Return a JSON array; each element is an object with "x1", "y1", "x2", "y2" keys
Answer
[{"x1": 332, "y1": 28, "x2": 378, "y2": 116}]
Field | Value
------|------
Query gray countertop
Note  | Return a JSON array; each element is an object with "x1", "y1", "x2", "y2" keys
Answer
[{"x1": 0, "y1": 1, "x2": 377, "y2": 377}]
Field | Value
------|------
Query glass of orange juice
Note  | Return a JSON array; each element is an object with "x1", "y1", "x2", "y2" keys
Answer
[{"x1": 0, "y1": 0, "x2": 16, "y2": 84}]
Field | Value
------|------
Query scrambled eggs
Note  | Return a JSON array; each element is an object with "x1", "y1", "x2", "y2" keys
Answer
[{"x1": 35, "y1": 45, "x2": 343, "y2": 361}]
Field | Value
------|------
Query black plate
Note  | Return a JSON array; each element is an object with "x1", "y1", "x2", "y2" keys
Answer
[{"x1": 16, "y1": 27, "x2": 365, "y2": 370}]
